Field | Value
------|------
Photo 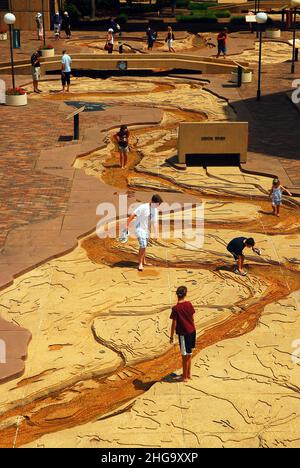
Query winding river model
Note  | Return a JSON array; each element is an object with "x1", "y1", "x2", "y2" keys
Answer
[{"x1": 0, "y1": 71, "x2": 299, "y2": 448}]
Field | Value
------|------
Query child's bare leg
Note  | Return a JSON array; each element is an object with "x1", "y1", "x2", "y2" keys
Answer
[
  {"x1": 138, "y1": 247, "x2": 146, "y2": 270},
  {"x1": 272, "y1": 204, "x2": 276, "y2": 215},
  {"x1": 182, "y1": 356, "x2": 189, "y2": 381},
  {"x1": 276, "y1": 205, "x2": 280, "y2": 217},
  {"x1": 119, "y1": 151, "x2": 123, "y2": 168},
  {"x1": 124, "y1": 151, "x2": 128, "y2": 168},
  {"x1": 237, "y1": 255, "x2": 244, "y2": 272},
  {"x1": 187, "y1": 355, "x2": 192, "y2": 379}
]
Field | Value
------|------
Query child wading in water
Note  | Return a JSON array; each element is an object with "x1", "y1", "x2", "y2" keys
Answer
[
  {"x1": 227, "y1": 236, "x2": 261, "y2": 276},
  {"x1": 170, "y1": 286, "x2": 196, "y2": 382},
  {"x1": 269, "y1": 178, "x2": 292, "y2": 217},
  {"x1": 115, "y1": 125, "x2": 130, "y2": 168}
]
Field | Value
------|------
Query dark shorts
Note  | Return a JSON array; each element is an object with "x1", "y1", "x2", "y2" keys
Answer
[
  {"x1": 227, "y1": 248, "x2": 243, "y2": 261},
  {"x1": 178, "y1": 331, "x2": 196, "y2": 356},
  {"x1": 218, "y1": 45, "x2": 227, "y2": 54},
  {"x1": 61, "y1": 71, "x2": 71, "y2": 86}
]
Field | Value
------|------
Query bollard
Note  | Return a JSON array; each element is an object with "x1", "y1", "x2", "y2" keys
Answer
[
  {"x1": 295, "y1": 48, "x2": 299, "y2": 62},
  {"x1": 74, "y1": 113, "x2": 80, "y2": 140},
  {"x1": 237, "y1": 66, "x2": 242, "y2": 88}
]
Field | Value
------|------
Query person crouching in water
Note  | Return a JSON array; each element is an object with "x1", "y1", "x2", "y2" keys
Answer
[
  {"x1": 227, "y1": 236, "x2": 261, "y2": 276},
  {"x1": 269, "y1": 178, "x2": 292, "y2": 217},
  {"x1": 170, "y1": 286, "x2": 196, "y2": 382},
  {"x1": 115, "y1": 125, "x2": 130, "y2": 168}
]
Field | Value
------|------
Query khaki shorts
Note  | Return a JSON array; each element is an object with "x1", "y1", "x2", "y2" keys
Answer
[{"x1": 32, "y1": 66, "x2": 41, "y2": 81}]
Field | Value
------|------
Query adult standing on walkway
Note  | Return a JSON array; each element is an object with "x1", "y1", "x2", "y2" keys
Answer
[
  {"x1": 216, "y1": 27, "x2": 228, "y2": 58},
  {"x1": 105, "y1": 28, "x2": 114, "y2": 54},
  {"x1": 147, "y1": 26, "x2": 157, "y2": 51},
  {"x1": 31, "y1": 49, "x2": 42, "y2": 93},
  {"x1": 62, "y1": 11, "x2": 71, "y2": 39},
  {"x1": 35, "y1": 13, "x2": 43, "y2": 41},
  {"x1": 125, "y1": 194, "x2": 163, "y2": 271},
  {"x1": 53, "y1": 11, "x2": 62, "y2": 40},
  {"x1": 61, "y1": 50, "x2": 72, "y2": 93},
  {"x1": 165, "y1": 26, "x2": 175, "y2": 52}
]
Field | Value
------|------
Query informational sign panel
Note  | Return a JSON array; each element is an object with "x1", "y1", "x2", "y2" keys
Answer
[
  {"x1": 117, "y1": 60, "x2": 128, "y2": 71},
  {"x1": 178, "y1": 122, "x2": 249, "y2": 165},
  {"x1": 246, "y1": 15, "x2": 257, "y2": 22}
]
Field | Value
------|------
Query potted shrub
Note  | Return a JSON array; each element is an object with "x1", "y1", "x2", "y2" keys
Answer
[
  {"x1": 265, "y1": 28, "x2": 281, "y2": 39},
  {"x1": 5, "y1": 87, "x2": 27, "y2": 106},
  {"x1": 39, "y1": 44, "x2": 55, "y2": 58},
  {"x1": 0, "y1": 28, "x2": 7, "y2": 41}
]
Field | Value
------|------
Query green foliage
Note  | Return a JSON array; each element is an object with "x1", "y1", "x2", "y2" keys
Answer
[
  {"x1": 120, "y1": 4, "x2": 158, "y2": 13},
  {"x1": 63, "y1": 2, "x2": 81, "y2": 21},
  {"x1": 230, "y1": 14, "x2": 246, "y2": 24},
  {"x1": 177, "y1": 10, "x2": 218, "y2": 22},
  {"x1": 117, "y1": 12, "x2": 128, "y2": 24},
  {"x1": 213, "y1": 9, "x2": 231, "y2": 18},
  {"x1": 65, "y1": 0, "x2": 91, "y2": 16},
  {"x1": 188, "y1": 2, "x2": 217, "y2": 10},
  {"x1": 176, "y1": 0, "x2": 191, "y2": 6}
]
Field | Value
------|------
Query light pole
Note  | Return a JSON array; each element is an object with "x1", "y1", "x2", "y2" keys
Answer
[
  {"x1": 4, "y1": 13, "x2": 16, "y2": 90},
  {"x1": 42, "y1": 0, "x2": 46, "y2": 46},
  {"x1": 255, "y1": 0, "x2": 261, "y2": 38},
  {"x1": 256, "y1": 12, "x2": 268, "y2": 101},
  {"x1": 291, "y1": 0, "x2": 300, "y2": 73}
]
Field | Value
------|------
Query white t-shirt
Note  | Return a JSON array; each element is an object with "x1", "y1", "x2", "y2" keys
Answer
[
  {"x1": 62, "y1": 54, "x2": 72, "y2": 73},
  {"x1": 134, "y1": 203, "x2": 158, "y2": 236}
]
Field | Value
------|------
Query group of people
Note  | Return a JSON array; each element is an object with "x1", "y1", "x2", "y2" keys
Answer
[
  {"x1": 121, "y1": 176, "x2": 292, "y2": 381},
  {"x1": 36, "y1": 11, "x2": 71, "y2": 41},
  {"x1": 31, "y1": 49, "x2": 72, "y2": 93},
  {"x1": 147, "y1": 26, "x2": 175, "y2": 52}
]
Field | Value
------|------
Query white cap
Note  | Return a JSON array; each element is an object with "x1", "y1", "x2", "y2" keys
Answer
[{"x1": 108, "y1": 28, "x2": 114, "y2": 32}]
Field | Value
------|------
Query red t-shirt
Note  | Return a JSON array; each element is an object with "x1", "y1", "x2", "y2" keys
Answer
[{"x1": 170, "y1": 301, "x2": 196, "y2": 335}]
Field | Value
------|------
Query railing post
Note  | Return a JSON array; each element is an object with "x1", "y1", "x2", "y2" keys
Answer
[
  {"x1": 237, "y1": 65, "x2": 242, "y2": 87},
  {"x1": 74, "y1": 114, "x2": 80, "y2": 140}
]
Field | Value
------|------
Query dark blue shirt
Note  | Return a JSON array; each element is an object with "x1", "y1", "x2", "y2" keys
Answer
[{"x1": 227, "y1": 237, "x2": 247, "y2": 255}]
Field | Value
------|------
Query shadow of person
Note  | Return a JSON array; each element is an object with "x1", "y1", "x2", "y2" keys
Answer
[
  {"x1": 215, "y1": 265, "x2": 233, "y2": 273},
  {"x1": 133, "y1": 379, "x2": 157, "y2": 391},
  {"x1": 162, "y1": 373, "x2": 182, "y2": 383},
  {"x1": 258, "y1": 210, "x2": 275, "y2": 216},
  {"x1": 112, "y1": 261, "x2": 137, "y2": 269}
]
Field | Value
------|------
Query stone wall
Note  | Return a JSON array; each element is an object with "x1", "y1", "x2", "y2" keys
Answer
[{"x1": 0, "y1": 0, "x2": 62, "y2": 31}]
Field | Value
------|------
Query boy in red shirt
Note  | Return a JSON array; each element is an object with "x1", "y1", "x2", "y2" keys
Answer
[
  {"x1": 216, "y1": 27, "x2": 228, "y2": 58},
  {"x1": 170, "y1": 286, "x2": 196, "y2": 382}
]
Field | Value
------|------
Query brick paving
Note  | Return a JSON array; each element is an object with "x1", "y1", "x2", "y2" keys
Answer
[{"x1": 0, "y1": 98, "x2": 73, "y2": 251}]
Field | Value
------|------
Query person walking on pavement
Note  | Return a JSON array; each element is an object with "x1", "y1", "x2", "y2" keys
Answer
[
  {"x1": 62, "y1": 11, "x2": 71, "y2": 39},
  {"x1": 36, "y1": 13, "x2": 43, "y2": 41}
]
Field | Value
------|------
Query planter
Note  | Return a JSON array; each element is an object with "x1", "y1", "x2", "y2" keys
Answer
[
  {"x1": 265, "y1": 29, "x2": 281, "y2": 39},
  {"x1": 40, "y1": 48, "x2": 55, "y2": 58},
  {"x1": 0, "y1": 33, "x2": 7, "y2": 40},
  {"x1": 5, "y1": 93, "x2": 28, "y2": 106},
  {"x1": 231, "y1": 70, "x2": 253, "y2": 84}
]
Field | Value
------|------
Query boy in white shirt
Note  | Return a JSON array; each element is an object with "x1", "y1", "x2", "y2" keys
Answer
[
  {"x1": 126, "y1": 194, "x2": 163, "y2": 271},
  {"x1": 61, "y1": 50, "x2": 72, "y2": 92}
]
